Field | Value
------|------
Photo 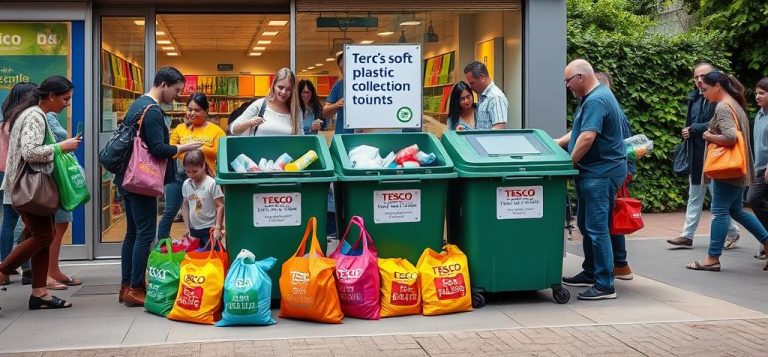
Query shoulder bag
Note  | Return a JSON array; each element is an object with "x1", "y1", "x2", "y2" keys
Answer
[
  {"x1": 99, "y1": 104, "x2": 158, "y2": 174},
  {"x1": 703, "y1": 104, "x2": 748, "y2": 180},
  {"x1": 11, "y1": 113, "x2": 59, "y2": 216}
]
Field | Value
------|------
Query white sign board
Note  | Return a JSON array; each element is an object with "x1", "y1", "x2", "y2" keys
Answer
[
  {"x1": 374, "y1": 189, "x2": 421, "y2": 224},
  {"x1": 253, "y1": 192, "x2": 301, "y2": 227},
  {"x1": 344, "y1": 44, "x2": 422, "y2": 129},
  {"x1": 496, "y1": 186, "x2": 543, "y2": 220}
]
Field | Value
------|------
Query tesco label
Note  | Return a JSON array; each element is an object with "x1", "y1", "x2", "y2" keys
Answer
[
  {"x1": 374, "y1": 189, "x2": 421, "y2": 224},
  {"x1": 497, "y1": 185, "x2": 543, "y2": 220},
  {"x1": 253, "y1": 192, "x2": 301, "y2": 227}
]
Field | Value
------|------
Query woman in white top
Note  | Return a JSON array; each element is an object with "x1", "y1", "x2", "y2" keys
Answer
[{"x1": 230, "y1": 68, "x2": 302, "y2": 136}]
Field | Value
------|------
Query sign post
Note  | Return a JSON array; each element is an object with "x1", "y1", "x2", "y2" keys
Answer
[{"x1": 343, "y1": 44, "x2": 422, "y2": 130}]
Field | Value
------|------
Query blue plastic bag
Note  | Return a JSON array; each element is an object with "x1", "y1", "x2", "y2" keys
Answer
[{"x1": 215, "y1": 250, "x2": 276, "y2": 327}]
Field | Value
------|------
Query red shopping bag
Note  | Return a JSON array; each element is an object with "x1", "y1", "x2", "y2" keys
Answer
[{"x1": 610, "y1": 180, "x2": 643, "y2": 235}]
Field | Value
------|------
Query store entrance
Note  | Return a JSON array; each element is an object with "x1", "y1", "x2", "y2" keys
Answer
[{"x1": 96, "y1": 13, "x2": 290, "y2": 257}]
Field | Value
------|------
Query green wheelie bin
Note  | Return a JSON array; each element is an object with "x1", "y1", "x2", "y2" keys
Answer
[
  {"x1": 441, "y1": 129, "x2": 578, "y2": 306},
  {"x1": 330, "y1": 133, "x2": 457, "y2": 265},
  {"x1": 216, "y1": 135, "x2": 335, "y2": 299}
]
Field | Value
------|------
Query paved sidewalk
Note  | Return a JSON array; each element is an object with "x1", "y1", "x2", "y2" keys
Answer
[{"x1": 5, "y1": 318, "x2": 768, "y2": 356}]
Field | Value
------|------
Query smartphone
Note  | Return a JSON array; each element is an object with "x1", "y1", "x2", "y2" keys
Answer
[{"x1": 75, "y1": 122, "x2": 84, "y2": 138}]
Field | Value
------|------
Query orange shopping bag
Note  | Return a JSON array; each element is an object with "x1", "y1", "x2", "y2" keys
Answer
[
  {"x1": 417, "y1": 244, "x2": 472, "y2": 316},
  {"x1": 279, "y1": 217, "x2": 343, "y2": 323},
  {"x1": 167, "y1": 239, "x2": 228, "y2": 325},
  {"x1": 378, "y1": 258, "x2": 421, "y2": 317}
]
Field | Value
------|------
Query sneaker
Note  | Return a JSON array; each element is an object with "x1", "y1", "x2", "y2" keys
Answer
[
  {"x1": 578, "y1": 287, "x2": 617, "y2": 300},
  {"x1": 667, "y1": 236, "x2": 693, "y2": 249},
  {"x1": 614, "y1": 265, "x2": 633, "y2": 280},
  {"x1": 562, "y1": 271, "x2": 594, "y2": 287},
  {"x1": 755, "y1": 249, "x2": 766, "y2": 260},
  {"x1": 724, "y1": 234, "x2": 740, "y2": 250}
]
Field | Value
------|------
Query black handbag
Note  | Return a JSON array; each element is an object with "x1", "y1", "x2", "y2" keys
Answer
[
  {"x1": 672, "y1": 141, "x2": 691, "y2": 175},
  {"x1": 99, "y1": 104, "x2": 157, "y2": 174}
]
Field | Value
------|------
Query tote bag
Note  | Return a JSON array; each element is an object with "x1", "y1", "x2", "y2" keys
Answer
[
  {"x1": 122, "y1": 111, "x2": 167, "y2": 197},
  {"x1": 703, "y1": 104, "x2": 748, "y2": 180},
  {"x1": 145, "y1": 238, "x2": 186, "y2": 317},
  {"x1": 329, "y1": 216, "x2": 380, "y2": 320},
  {"x1": 609, "y1": 180, "x2": 644, "y2": 235}
]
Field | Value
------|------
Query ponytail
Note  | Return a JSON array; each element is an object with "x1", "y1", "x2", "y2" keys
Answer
[{"x1": 725, "y1": 75, "x2": 748, "y2": 110}]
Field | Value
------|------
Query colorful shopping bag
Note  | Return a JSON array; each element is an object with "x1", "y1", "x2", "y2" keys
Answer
[
  {"x1": 417, "y1": 244, "x2": 472, "y2": 316},
  {"x1": 216, "y1": 250, "x2": 276, "y2": 327},
  {"x1": 145, "y1": 238, "x2": 186, "y2": 317},
  {"x1": 329, "y1": 216, "x2": 380, "y2": 320},
  {"x1": 379, "y1": 258, "x2": 421, "y2": 318},
  {"x1": 279, "y1": 217, "x2": 343, "y2": 324},
  {"x1": 51, "y1": 145, "x2": 91, "y2": 211},
  {"x1": 122, "y1": 115, "x2": 167, "y2": 197},
  {"x1": 160, "y1": 234, "x2": 201, "y2": 254},
  {"x1": 167, "y1": 240, "x2": 228, "y2": 325}
]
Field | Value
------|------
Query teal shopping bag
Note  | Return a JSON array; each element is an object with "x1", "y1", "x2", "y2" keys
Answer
[{"x1": 216, "y1": 250, "x2": 276, "y2": 327}]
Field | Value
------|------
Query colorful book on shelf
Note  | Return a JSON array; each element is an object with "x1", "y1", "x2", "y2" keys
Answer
[
  {"x1": 439, "y1": 86, "x2": 452, "y2": 113},
  {"x1": 184, "y1": 75, "x2": 198, "y2": 94},
  {"x1": 238, "y1": 75, "x2": 255, "y2": 97},
  {"x1": 254, "y1": 75, "x2": 271, "y2": 97},
  {"x1": 430, "y1": 57, "x2": 442, "y2": 86},
  {"x1": 439, "y1": 54, "x2": 452, "y2": 84},
  {"x1": 424, "y1": 58, "x2": 434, "y2": 85},
  {"x1": 316, "y1": 76, "x2": 331, "y2": 96}
]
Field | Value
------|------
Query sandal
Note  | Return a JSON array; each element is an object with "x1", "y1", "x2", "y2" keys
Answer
[
  {"x1": 686, "y1": 261, "x2": 721, "y2": 272},
  {"x1": 724, "y1": 234, "x2": 740, "y2": 250},
  {"x1": 56, "y1": 276, "x2": 82, "y2": 286},
  {"x1": 46, "y1": 280, "x2": 68, "y2": 290},
  {"x1": 28, "y1": 294, "x2": 72, "y2": 310}
]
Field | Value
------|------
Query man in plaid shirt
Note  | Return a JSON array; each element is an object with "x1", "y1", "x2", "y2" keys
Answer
[{"x1": 463, "y1": 61, "x2": 508, "y2": 130}]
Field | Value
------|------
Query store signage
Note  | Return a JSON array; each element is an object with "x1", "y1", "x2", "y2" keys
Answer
[
  {"x1": 217, "y1": 64, "x2": 233, "y2": 72},
  {"x1": 316, "y1": 17, "x2": 378, "y2": 29},
  {"x1": 0, "y1": 23, "x2": 68, "y2": 56},
  {"x1": 253, "y1": 192, "x2": 301, "y2": 227},
  {"x1": 496, "y1": 186, "x2": 543, "y2": 220},
  {"x1": 344, "y1": 44, "x2": 422, "y2": 129},
  {"x1": 374, "y1": 189, "x2": 421, "y2": 224}
]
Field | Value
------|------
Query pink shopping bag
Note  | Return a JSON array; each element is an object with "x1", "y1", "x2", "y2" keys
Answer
[
  {"x1": 329, "y1": 216, "x2": 381, "y2": 320},
  {"x1": 122, "y1": 116, "x2": 167, "y2": 197}
]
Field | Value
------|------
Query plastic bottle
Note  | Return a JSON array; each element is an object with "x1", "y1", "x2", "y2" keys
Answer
[
  {"x1": 275, "y1": 153, "x2": 294, "y2": 170},
  {"x1": 285, "y1": 150, "x2": 318, "y2": 172}
]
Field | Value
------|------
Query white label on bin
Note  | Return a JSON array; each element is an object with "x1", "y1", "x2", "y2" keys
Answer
[
  {"x1": 497, "y1": 186, "x2": 543, "y2": 220},
  {"x1": 253, "y1": 193, "x2": 301, "y2": 227},
  {"x1": 374, "y1": 189, "x2": 421, "y2": 224}
]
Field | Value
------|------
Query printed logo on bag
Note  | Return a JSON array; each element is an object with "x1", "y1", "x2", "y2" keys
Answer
[
  {"x1": 225, "y1": 292, "x2": 258, "y2": 315},
  {"x1": 394, "y1": 272, "x2": 417, "y2": 280},
  {"x1": 432, "y1": 263, "x2": 462, "y2": 276},
  {"x1": 176, "y1": 285, "x2": 204, "y2": 310},
  {"x1": 288, "y1": 271, "x2": 313, "y2": 306},
  {"x1": 184, "y1": 274, "x2": 206, "y2": 285},
  {"x1": 336, "y1": 268, "x2": 363, "y2": 282},
  {"x1": 139, "y1": 162, "x2": 160, "y2": 176},
  {"x1": 290, "y1": 271, "x2": 309, "y2": 284},
  {"x1": 67, "y1": 166, "x2": 86, "y2": 187},
  {"x1": 434, "y1": 273, "x2": 467, "y2": 300},
  {"x1": 390, "y1": 281, "x2": 419, "y2": 306},
  {"x1": 148, "y1": 266, "x2": 169, "y2": 280},
  {"x1": 338, "y1": 284, "x2": 364, "y2": 304},
  {"x1": 234, "y1": 278, "x2": 253, "y2": 289}
]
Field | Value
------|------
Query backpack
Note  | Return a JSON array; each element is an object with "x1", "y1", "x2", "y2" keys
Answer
[{"x1": 99, "y1": 104, "x2": 157, "y2": 174}]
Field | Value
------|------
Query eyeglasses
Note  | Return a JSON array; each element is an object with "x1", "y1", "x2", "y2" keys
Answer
[{"x1": 564, "y1": 73, "x2": 582, "y2": 85}]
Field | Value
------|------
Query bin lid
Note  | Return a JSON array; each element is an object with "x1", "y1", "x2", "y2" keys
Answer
[
  {"x1": 216, "y1": 135, "x2": 336, "y2": 185},
  {"x1": 441, "y1": 129, "x2": 578, "y2": 177},
  {"x1": 330, "y1": 132, "x2": 457, "y2": 181}
]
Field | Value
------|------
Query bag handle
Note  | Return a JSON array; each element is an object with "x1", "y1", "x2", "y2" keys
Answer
[
  {"x1": 135, "y1": 104, "x2": 159, "y2": 134},
  {"x1": 723, "y1": 103, "x2": 742, "y2": 132},
  {"x1": 250, "y1": 100, "x2": 267, "y2": 136},
  {"x1": 293, "y1": 217, "x2": 324, "y2": 258},
  {"x1": 159, "y1": 238, "x2": 175, "y2": 261},
  {"x1": 198, "y1": 234, "x2": 226, "y2": 259},
  {"x1": 333, "y1": 216, "x2": 375, "y2": 255}
]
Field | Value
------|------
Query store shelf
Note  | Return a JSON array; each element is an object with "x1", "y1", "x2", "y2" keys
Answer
[
  {"x1": 423, "y1": 83, "x2": 454, "y2": 89},
  {"x1": 102, "y1": 83, "x2": 142, "y2": 95}
]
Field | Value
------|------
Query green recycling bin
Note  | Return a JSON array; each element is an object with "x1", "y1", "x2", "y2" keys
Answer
[
  {"x1": 441, "y1": 129, "x2": 578, "y2": 305},
  {"x1": 216, "y1": 135, "x2": 335, "y2": 299},
  {"x1": 330, "y1": 133, "x2": 457, "y2": 264}
]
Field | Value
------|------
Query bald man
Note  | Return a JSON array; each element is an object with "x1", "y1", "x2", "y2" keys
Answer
[{"x1": 556, "y1": 59, "x2": 627, "y2": 300}]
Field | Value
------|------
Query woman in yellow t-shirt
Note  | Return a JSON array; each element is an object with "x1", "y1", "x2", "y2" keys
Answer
[{"x1": 158, "y1": 93, "x2": 225, "y2": 239}]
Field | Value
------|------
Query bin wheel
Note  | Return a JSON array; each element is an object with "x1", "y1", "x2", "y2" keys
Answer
[
  {"x1": 553, "y1": 287, "x2": 570, "y2": 304},
  {"x1": 472, "y1": 292, "x2": 486, "y2": 308}
]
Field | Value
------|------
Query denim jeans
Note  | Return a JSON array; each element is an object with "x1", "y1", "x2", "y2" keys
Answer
[
  {"x1": 747, "y1": 171, "x2": 768, "y2": 230},
  {"x1": 1, "y1": 203, "x2": 19, "y2": 262},
  {"x1": 157, "y1": 172, "x2": 186, "y2": 239},
  {"x1": 682, "y1": 180, "x2": 739, "y2": 239},
  {"x1": 611, "y1": 234, "x2": 627, "y2": 267},
  {"x1": 119, "y1": 187, "x2": 158, "y2": 288},
  {"x1": 576, "y1": 175, "x2": 624, "y2": 291},
  {"x1": 709, "y1": 180, "x2": 768, "y2": 257}
]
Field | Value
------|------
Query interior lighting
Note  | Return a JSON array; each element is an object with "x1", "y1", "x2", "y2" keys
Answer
[
  {"x1": 249, "y1": 52, "x2": 263, "y2": 56},
  {"x1": 268, "y1": 20, "x2": 288, "y2": 26},
  {"x1": 157, "y1": 40, "x2": 172, "y2": 45},
  {"x1": 167, "y1": 52, "x2": 179, "y2": 56},
  {"x1": 378, "y1": 31, "x2": 394, "y2": 36},
  {"x1": 257, "y1": 40, "x2": 272, "y2": 45},
  {"x1": 262, "y1": 31, "x2": 279, "y2": 36}
]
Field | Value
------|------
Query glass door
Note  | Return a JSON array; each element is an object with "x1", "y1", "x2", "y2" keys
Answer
[{"x1": 95, "y1": 14, "x2": 147, "y2": 257}]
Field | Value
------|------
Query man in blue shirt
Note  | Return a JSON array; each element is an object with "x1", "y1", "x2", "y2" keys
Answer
[
  {"x1": 556, "y1": 59, "x2": 627, "y2": 300},
  {"x1": 323, "y1": 52, "x2": 353, "y2": 134}
]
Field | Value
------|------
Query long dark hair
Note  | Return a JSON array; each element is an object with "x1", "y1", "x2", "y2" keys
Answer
[
  {"x1": 1, "y1": 82, "x2": 39, "y2": 131},
  {"x1": 447, "y1": 81, "x2": 476, "y2": 130},
  {"x1": 297, "y1": 79, "x2": 323, "y2": 119},
  {"x1": 702, "y1": 71, "x2": 748, "y2": 110},
  {"x1": 38, "y1": 75, "x2": 73, "y2": 101},
  {"x1": 186, "y1": 92, "x2": 210, "y2": 112}
]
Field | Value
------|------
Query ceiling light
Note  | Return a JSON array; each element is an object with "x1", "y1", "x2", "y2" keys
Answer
[
  {"x1": 301, "y1": 69, "x2": 307, "y2": 72},
  {"x1": 249, "y1": 52, "x2": 262, "y2": 56},
  {"x1": 360, "y1": 40, "x2": 374, "y2": 44},
  {"x1": 377, "y1": 31, "x2": 394, "y2": 37},
  {"x1": 156, "y1": 31, "x2": 165, "y2": 36},
  {"x1": 252, "y1": 46, "x2": 266, "y2": 50},
  {"x1": 400, "y1": 20, "x2": 421, "y2": 26},
  {"x1": 134, "y1": 20, "x2": 145, "y2": 26},
  {"x1": 167, "y1": 52, "x2": 178, "y2": 56},
  {"x1": 315, "y1": 63, "x2": 323, "y2": 67},
  {"x1": 161, "y1": 46, "x2": 175, "y2": 50},
  {"x1": 326, "y1": 57, "x2": 335, "y2": 61},
  {"x1": 257, "y1": 40, "x2": 272, "y2": 45},
  {"x1": 268, "y1": 20, "x2": 288, "y2": 26},
  {"x1": 157, "y1": 40, "x2": 172, "y2": 45},
  {"x1": 307, "y1": 66, "x2": 315, "y2": 70},
  {"x1": 262, "y1": 31, "x2": 279, "y2": 36}
]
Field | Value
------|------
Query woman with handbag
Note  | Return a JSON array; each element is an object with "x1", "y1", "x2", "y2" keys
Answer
[
  {"x1": 0, "y1": 76, "x2": 81, "y2": 310},
  {"x1": 230, "y1": 68, "x2": 302, "y2": 136},
  {"x1": 687, "y1": 71, "x2": 768, "y2": 272}
]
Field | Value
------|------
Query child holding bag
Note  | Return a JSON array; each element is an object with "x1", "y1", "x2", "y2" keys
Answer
[{"x1": 180, "y1": 150, "x2": 224, "y2": 247}]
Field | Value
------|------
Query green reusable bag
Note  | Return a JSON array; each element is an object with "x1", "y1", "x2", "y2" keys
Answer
[
  {"x1": 52, "y1": 145, "x2": 91, "y2": 211},
  {"x1": 145, "y1": 238, "x2": 186, "y2": 317}
]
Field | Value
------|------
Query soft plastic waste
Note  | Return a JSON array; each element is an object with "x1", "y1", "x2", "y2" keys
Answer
[
  {"x1": 348, "y1": 144, "x2": 437, "y2": 169},
  {"x1": 624, "y1": 134, "x2": 654, "y2": 160},
  {"x1": 285, "y1": 150, "x2": 318, "y2": 172}
]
